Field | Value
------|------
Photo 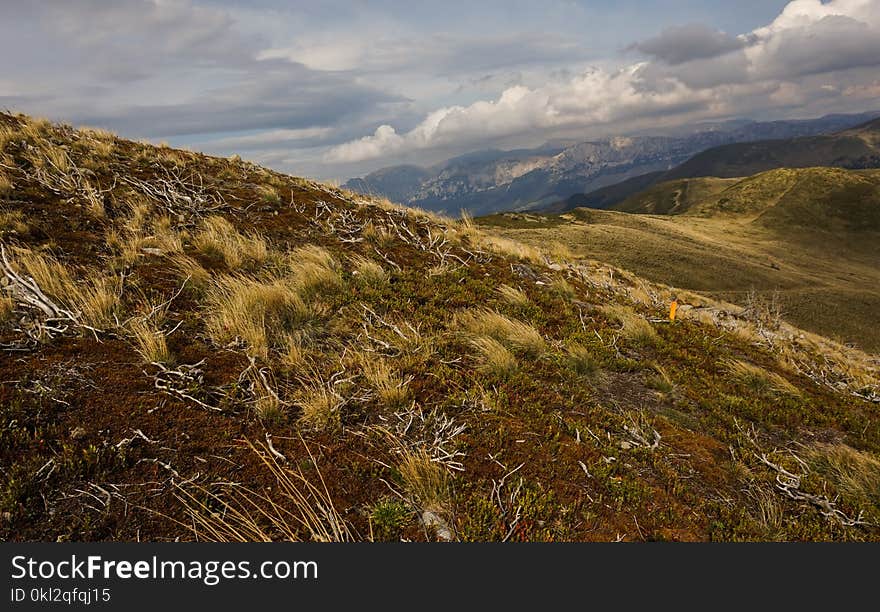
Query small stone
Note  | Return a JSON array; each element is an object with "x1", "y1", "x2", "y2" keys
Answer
[
  {"x1": 422, "y1": 510, "x2": 453, "y2": 541},
  {"x1": 70, "y1": 426, "x2": 87, "y2": 440},
  {"x1": 619, "y1": 441, "x2": 632, "y2": 450}
]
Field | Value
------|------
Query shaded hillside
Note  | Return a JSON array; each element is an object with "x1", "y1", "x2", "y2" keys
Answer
[
  {"x1": 481, "y1": 168, "x2": 880, "y2": 352},
  {"x1": 2, "y1": 113, "x2": 878, "y2": 543},
  {"x1": 667, "y1": 119, "x2": 880, "y2": 180},
  {"x1": 340, "y1": 164, "x2": 431, "y2": 204},
  {"x1": 554, "y1": 117, "x2": 880, "y2": 213},
  {"x1": 615, "y1": 167, "x2": 880, "y2": 233}
]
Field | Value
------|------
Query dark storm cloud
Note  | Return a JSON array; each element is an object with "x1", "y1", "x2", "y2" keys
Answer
[{"x1": 629, "y1": 23, "x2": 745, "y2": 65}]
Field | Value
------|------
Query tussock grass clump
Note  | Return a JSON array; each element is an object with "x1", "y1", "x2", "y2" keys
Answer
[
  {"x1": 805, "y1": 443, "x2": 880, "y2": 520},
  {"x1": 350, "y1": 254, "x2": 388, "y2": 287},
  {"x1": 362, "y1": 221, "x2": 396, "y2": 248},
  {"x1": 548, "y1": 241, "x2": 576, "y2": 262},
  {"x1": 458, "y1": 308, "x2": 545, "y2": 356},
  {"x1": 470, "y1": 336, "x2": 517, "y2": 377},
  {"x1": 0, "y1": 296, "x2": 14, "y2": 322},
  {"x1": 179, "y1": 441, "x2": 354, "y2": 542},
  {"x1": 296, "y1": 375, "x2": 343, "y2": 431},
  {"x1": 6, "y1": 247, "x2": 121, "y2": 329},
  {"x1": 565, "y1": 343, "x2": 598, "y2": 377},
  {"x1": 723, "y1": 358, "x2": 800, "y2": 397},
  {"x1": 74, "y1": 275, "x2": 122, "y2": 329},
  {"x1": 280, "y1": 332, "x2": 308, "y2": 371},
  {"x1": 8, "y1": 247, "x2": 76, "y2": 302},
  {"x1": 646, "y1": 363, "x2": 675, "y2": 394},
  {"x1": 205, "y1": 275, "x2": 309, "y2": 358},
  {"x1": 257, "y1": 184, "x2": 281, "y2": 204},
  {"x1": 0, "y1": 210, "x2": 29, "y2": 236},
  {"x1": 497, "y1": 284, "x2": 530, "y2": 307},
  {"x1": 0, "y1": 171, "x2": 12, "y2": 196},
  {"x1": 286, "y1": 245, "x2": 342, "y2": 297},
  {"x1": 169, "y1": 254, "x2": 212, "y2": 292},
  {"x1": 550, "y1": 277, "x2": 576, "y2": 300},
  {"x1": 194, "y1": 216, "x2": 267, "y2": 271},
  {"x1": 111, "y1": 203, "x2": 185, "y2": 264},
  {"x1": 477, "y1": 234, "x2": 542, "y2": 263},
  {"x1": 359, "y1": 357, "x2": 410, "y2": 408},
  {"x1": 246, "y1": 363, "x2": 284, "y2": 423},
  {"x1": 128, "y1": 318, "x2": 174, "y2": 365},
  {"x1": 397, "y1": 447, "x2": 452, "y2": 514},
  {"x1": 602, "y1": 305, "x2": 658, "y2": 345}
]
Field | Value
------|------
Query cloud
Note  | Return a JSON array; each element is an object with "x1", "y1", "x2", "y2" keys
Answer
[
  {"x1": 327, "y1": 0, "x2": 880, "y2": 164},
  {"x1": 0, "y1": 0, "x2": 400, "y2": 138},
  {"x1": 259, "y1": 33, "x2": 582, "y2": 76},
  {"x1": 325, "y1": 70, "x2": 710, "y2": 162},
  {"x1": 630, "y1": 23, "x2": 745, "y2": 65}
]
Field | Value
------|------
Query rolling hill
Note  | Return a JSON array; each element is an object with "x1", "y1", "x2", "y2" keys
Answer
[
  {"x1": 1, "y1": 113, "x2": 878, "y2": 543},
  {"x1": 554, "y1": 117, "x2": 880, "y2": 213},
  {"x1": 482, "y1": 167, "x2": 880, "y2": 352},
  {"x1": 344, "y1": 112, "x2": 880, "y2": 217}
]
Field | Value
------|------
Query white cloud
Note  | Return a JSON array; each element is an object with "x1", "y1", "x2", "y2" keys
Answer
[{"x1": 327, "y1": 0, "x2": 880, "y2": 164}]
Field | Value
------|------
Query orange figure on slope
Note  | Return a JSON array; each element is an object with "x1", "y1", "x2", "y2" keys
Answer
[{"x1": 669, "y1": 297, "x2": 678, "y2": 322}]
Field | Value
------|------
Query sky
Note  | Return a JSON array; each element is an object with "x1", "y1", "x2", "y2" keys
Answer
[{"x1": 1, "y1": 0, "x2": 879, "y2": 181}]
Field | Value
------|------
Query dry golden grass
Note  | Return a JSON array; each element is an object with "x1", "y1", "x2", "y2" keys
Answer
[
  {"x1": 548, "y1": 241, "x2": 575, "y2": 262},
  {"x1": 205, "y1": 275, "x2": 309, "y2": 358},
  {"x1": 458, "y1": 308, "x2": 546, "y2": 357},
  {"x1": 397, "y1": 447, "x2": 452, "y2": 513},
  {"x1": 0, "y1": 125, "x2": 16, "y2": 152},
  {"x1": 77, "y1": 131, "x2": 114, "y2": 158},
  {"x1": 805, "y1": 443, "x2": 880, "y2": 519},
  {"x1": 15, "y1": 117, "x2": 51, "y2": 143},
  {"x1": 178, "y1": 440, "x2": 354, "y2": 542},
  {"x1": 0, "y1": 171, "x2": 12, "y2": 196},
  {"x1": 550, "y1": 277, "x2": 576, "y2": 300},
  {"x1": 602, "y1": 304, "x2": 658, "y2": 345},
  {"x1": 246, "y1": 364, "x2": 284, "y2": 422},
  {"x1": 350, "y1": 254, "x2": 388, "y2": 287},
  {"x1": 723, "y1": 358, "x2": 800, "y2": 397},
  {"x1": 359, "y1": 357, "x2": 410, "y2": 408},
  {"x1": 169, "y1": 254, "x2": 211, "y2": 292},
  {"x1": 0, "y1": 296, "x2": 13, "y2": 322},
  {"x1": 256, "y1": 184, "x2": 281, "y2": 203},
  {"x1": 362, "y1": 221, "x2": 396, "y2": 247},
  {"x1": 194, "y1": 216, "x2": 267, "y2": 271},
  {"x1": 285, "y1": 245, "x2": 342, "y2": 298},
  {"x1": 477, "y1": 234, "x2": 542, "y2": 263},
  {"x1": 565, "y1": 342, "x2": 598, "y2": 377},
  {"x1": 279, "y1": 332, "x2": 308, "y2": 371},
  {"x1": 646, "y1": 363, "x2": 676, "y2": 394},
  {"x1": 470, "y1": 336, "x2": 517, "y2": 376},
  {"x1": 128, "y1": 318, "x2": 174, "y2": 365},
  {"x1": 74, "y1": 275, "x2": 122, "y2": 329},
  {"x1": 7, "y1": 247, "x2": 75, "y2": 303},
  {"x1": 296, "y1": 374, "x2": 342, "y2": 431},
  {"x1": 497, "y1": 284, "x2": 530, "y2": 307},
  {"x1": 6, "y1": 247, "x2": 122, "y2": 329},
  {"x1": 0, "y1": 209, "x2": 28, "y2": 235}
]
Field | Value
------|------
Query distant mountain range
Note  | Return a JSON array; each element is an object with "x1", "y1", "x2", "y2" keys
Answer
[
  {"x1": 342, "y1": 112, "x2": 880, "y2": 216},
  {"x1": 549, "y1": 116, "x2": 880, "y2": 214}
]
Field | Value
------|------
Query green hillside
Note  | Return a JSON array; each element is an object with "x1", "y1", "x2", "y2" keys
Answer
[{"x1": 483, "y1": 167, "x2": 880, "y2": 352}]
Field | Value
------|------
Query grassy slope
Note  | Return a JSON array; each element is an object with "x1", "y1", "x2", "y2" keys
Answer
[
  {"x1": 483, "y1": 168, "x2": 880, "y2": 352},
  {"x1": 552, "y1": 117, "x2": 880, "y2": 214},
  {"x1": 1, "y1": 113, "x2": 879, "y2": 542}
]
